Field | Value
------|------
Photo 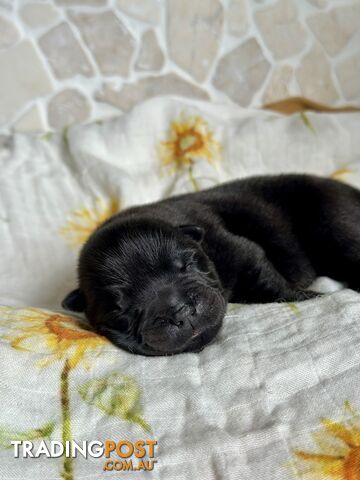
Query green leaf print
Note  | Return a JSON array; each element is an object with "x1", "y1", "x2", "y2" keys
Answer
[
  {"x1": 78, "y1": 372, "x2": 150, "y2": 433},
  {"x1": 0, "y1": 421, "x2": 55, "y2": 448}
]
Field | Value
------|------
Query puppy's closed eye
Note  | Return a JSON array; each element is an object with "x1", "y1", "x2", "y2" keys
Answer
[
  {"x1": 173, "y1": 256, "x2": 196, "y2": 273},
  {"x1": 102, "y1": 309, "x2": 131, "y2": 333},
  {"x1": 183, "y1": 260, "x2": 197, "y2": 272},
  {"x1": 173, "y1": 258, "x2": 185, "y2": 271}
]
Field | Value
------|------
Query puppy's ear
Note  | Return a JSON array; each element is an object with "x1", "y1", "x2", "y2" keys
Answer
[
  {"x1": 62, "y1": 289, "x2": 86, "y2": 312},
  {"x1": 179, "y1": 224, "x2": 204, "y2": 243}
]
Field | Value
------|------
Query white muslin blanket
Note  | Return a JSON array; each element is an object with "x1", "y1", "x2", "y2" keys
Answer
[{"x1": 1, "y1": 97, "x2": 360, "y2": 480}]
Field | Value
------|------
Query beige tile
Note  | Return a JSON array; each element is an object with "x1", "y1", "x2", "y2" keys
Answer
[
  {"x1": 213, "y1": 38, "x2": 271, "y2": 106},
  {"x1": 56, "y1": 0, "x2": 107, "y2": 5},
  {"x1": 167, "y1": 0, "x2": 223, "y2": 82},
  {"x1": 19, "y1": 3, "x2": 60, "y2": 29},
  {"x1": 0, "y1": 0, "x2": 12, "y2": 11},
  {"x1": 255, "y1": 0, "x2": 307, "y2": 60},
  {"x1": 0, "y1": 41, "x2": 53, "y2": 126},
  {"x1": 307, "y1": 5, "x2": 360, "y2": 56},
  {"x1": 336, "y1": 52, "x2": 360, "y2": 101},
  {"x1": 39, "y1": 22, "x2": 94, "y2": 79},
  {"x1": 116, "y1": 0, "x2": 160, "y2": 24},
  {"x1": 69, "y1": 10, "x2": 135, "y2": 77},
  {"x1": 296, "y1": 45, "x2": 339, "y2": 103},
  {"x1": 96, "y1": 73, "x2": 209, "y2": 112},
  {"x1": 227, "y1": 0, "x2": 249, "y2": 37},
  {"x1": 13, "y1": 104, "x2": 44, "y2": 133},
  {"x1": 263, "y1": 65, "x2": 294, "y2": 104},
  {"x1": 307, "y1": 0, "x2": 328, "y2": 8},
  {"x1": 0, "y1": 15, "x2": 20, "y2": 49},
  {"x1": 48, "y1": 88, "x2": 90, "y2": 129},
  {"x1": 135, "y1": 30, "x2": 164, "y2": 72}
]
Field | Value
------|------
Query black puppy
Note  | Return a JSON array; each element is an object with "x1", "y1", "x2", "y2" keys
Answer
[{"x1": 63, "y1": 174, "x2": 360, "y2": 356}]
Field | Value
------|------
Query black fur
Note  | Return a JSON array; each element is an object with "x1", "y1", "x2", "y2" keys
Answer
[{"x1": 63, "y1": 174, "x2": 360, "y2": 356}]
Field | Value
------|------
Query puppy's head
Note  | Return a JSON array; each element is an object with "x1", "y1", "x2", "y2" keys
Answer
[{"x1": 62, "y1": 219, "x2": 226, "y2": 356}]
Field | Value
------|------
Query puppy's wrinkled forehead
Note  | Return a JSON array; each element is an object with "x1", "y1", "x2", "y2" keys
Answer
[{"x1": 79, "y1": 220, "x2": 197, "y2": 289}]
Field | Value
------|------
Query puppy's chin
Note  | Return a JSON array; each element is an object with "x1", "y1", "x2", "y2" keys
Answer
[{"x1": 98, "y1": 319, "x2": 224, "y2": 357}]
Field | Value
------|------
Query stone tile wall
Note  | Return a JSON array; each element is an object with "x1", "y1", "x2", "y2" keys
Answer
[{"x1": 0, "y1": 0, "x2": 359, "y2": 133}]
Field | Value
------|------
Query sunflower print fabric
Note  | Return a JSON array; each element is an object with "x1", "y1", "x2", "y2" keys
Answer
[
  {"x1": 158, "y1": 113, "x2": 222, "y2": 191},
  {"x1": 1, "y1": 98, "x2": 360, "y2": 479},
  {"x1": 0, "y1": 307, "x2": 149, "y2": 480},
  {"x1": 292, "y1": 402, "x2": 360, "y2": 479},
  {"x1": 60, "y1": 197, "x2": 121, "y2": 248}
]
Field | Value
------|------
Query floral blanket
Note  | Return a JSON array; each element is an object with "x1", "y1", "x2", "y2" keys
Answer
[{"x1": 1, "y1": 97, "x2": 360, "y2": 480}]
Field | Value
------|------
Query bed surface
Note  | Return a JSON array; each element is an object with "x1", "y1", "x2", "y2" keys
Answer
[{"x1": 1, "y1": 97, "x2": 360, "y2": 479}]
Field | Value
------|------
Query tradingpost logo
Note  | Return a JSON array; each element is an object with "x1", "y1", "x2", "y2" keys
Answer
[{"x1": 11, "y1": 439, "x2": 158, "y2": 472}]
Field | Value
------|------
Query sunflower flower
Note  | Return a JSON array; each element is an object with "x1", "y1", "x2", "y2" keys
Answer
[
  {"x1": 0, "y1": 306, "x2": 110, "y2": 480},
  {"x1": 159, "y1": 113, "x2": 221, "y2": 190},
  {"x1": 60, "y1": 196, "x2": 120, "y2": 247},
  {"x1": 293, "y1": 401, "x2": 360, "y2": 479},
  {"x1": 1, "y1": 307, "x2": 106, "y2": 369}
]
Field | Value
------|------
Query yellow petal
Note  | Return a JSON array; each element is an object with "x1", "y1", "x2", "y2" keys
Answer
[
  {"x1": 295, "y1": 451, "x2": 344, "y2": 478},
  {"x1": 322, "y1": 418, "x2": 360, "y2": 448}
]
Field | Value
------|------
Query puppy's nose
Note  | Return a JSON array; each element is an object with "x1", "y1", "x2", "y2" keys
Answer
[
  {"x1": 170, "y1": 317, "x2": 184, "y2": 327},
  {"x1": 169, "y1": 304, "x2": 188, "y2": 327},
  {"x1": 153, "y1": 287, "x2": 196, "y2": 326}
]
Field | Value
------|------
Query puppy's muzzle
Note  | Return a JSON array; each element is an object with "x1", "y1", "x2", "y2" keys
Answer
[{"x1": 139, "y1": 285, "x2": 198, "y2": 350}]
